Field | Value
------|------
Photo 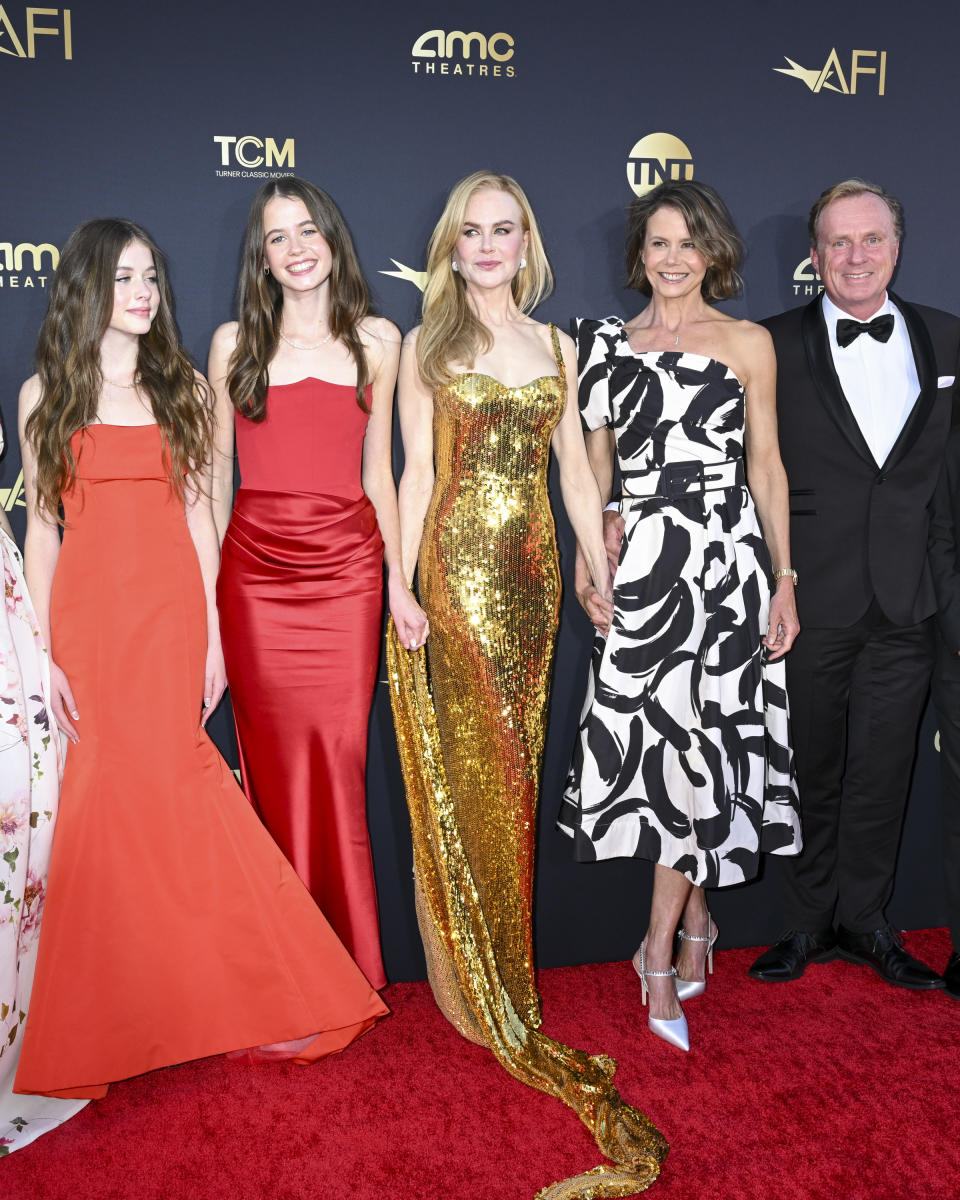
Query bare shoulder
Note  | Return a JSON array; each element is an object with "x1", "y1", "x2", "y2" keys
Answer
[
  {"x1": 714, "y1": 318, "x2": 774, "y2": 384},
  {"x1": 18, "y1": 374, "x2": 42, "y2": 418},
  {"x1": 209, "y1": 321, "x2": 240, "y2": 355},
  {"x1": 360, "y1": 314, "x2": 401, "y2": 348},
  {"x1": 402, "y1": 324, "x2": 422, "y2": 351},
  {"x1": 727, "y1": 318, "x2": 774, "y2": 354}
]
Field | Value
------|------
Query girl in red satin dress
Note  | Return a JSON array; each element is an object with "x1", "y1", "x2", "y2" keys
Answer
[
  {"x1": 14, "y1": 218, "x2": 386, "y2": 1101},
  {"x1": 210, "y1": 179, "x2": 427, "y2": 990}
]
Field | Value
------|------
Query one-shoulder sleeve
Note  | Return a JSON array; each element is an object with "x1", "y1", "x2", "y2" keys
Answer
[{"x1": 573, "y1": 317, "x2": 617, "y2": 431}]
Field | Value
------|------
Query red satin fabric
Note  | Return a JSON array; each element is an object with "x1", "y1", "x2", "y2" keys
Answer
[{"x1": 218, "y1": 379, "x2": 387, "y2": 989}]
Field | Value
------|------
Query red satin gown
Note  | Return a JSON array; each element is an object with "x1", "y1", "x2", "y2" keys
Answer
[
  {"x1": 14, "y1": 425, "x2": 387, "y2": 1101},
  {"x1": 217, "y1": 378, "x2": 387, "y2": 989}
]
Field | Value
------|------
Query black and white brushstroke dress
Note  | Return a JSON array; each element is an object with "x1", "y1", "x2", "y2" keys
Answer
[{"x1": 560, "y1": 317, "x2": 802, "y2": 887}]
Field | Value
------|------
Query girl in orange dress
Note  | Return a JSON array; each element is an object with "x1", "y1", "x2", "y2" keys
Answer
[{"x1": 13, "y1": 218, "x2": 386, "y2": 1101}]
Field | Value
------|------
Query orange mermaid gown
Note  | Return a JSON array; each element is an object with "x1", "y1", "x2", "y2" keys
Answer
[{"x1": 14, "y1": 425, "x2": 386, "y2": 1101}]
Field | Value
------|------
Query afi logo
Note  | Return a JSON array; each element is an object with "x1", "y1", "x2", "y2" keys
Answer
[
  {"x1": 0, "y1": 469, "x2": 25, "y2": 512},
  {"x1": 213, "y1": 136, "x2": 295, "y2": 169},
  {"x1": 412, "y1": 29, "x2": 514, "y2": 61},
  {"x1": 0, "y1": 6, "x2": 72, "y2": 58},
  {"x1": 774, "y1": 49, "x2": 887, "y2": 95}
]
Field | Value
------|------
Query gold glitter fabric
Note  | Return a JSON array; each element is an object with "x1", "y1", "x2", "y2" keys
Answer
[{"x1": 387, "y1": 326, "x2": 668, "y2": 1198}]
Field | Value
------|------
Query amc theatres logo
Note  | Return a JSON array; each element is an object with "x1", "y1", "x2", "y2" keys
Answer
[
  {"x1": 411, "y1": 29, "x2": 516, "y2": 77},
  {"x1": 0, "y1": 239, "x2": 59, "y2": 290},
  {"x1": 774, "y1": 49, "x2": 887, "y2": 95},
  {"x1": 0, "y1": 5, "x2": 71, "y2": 58},
  {"x1": 213, "y1": 136, "x2": 295, "y2": 179}
]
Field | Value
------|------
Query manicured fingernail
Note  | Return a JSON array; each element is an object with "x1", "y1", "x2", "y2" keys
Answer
[{"x1": 71, "y1": 710, "x2": 79, "y2": 719}]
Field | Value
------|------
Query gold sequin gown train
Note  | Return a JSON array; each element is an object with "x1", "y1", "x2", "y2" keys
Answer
[{"x1": 388, "y1": 325, "x2": 667, "y2": 1198}]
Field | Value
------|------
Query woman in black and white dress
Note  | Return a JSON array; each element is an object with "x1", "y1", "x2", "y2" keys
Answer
[{"x1": 561, "y1": 180, "x2": 802, "y2": 1051}]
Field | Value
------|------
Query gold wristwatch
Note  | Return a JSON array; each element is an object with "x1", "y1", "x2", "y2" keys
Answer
[{"x1": 774, "y1": 567, "x2": 798, "y2": 586}]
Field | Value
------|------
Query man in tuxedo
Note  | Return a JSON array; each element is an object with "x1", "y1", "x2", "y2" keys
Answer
[{"x1": 748, "y1": 179, "x2": 960, "y2": 989}]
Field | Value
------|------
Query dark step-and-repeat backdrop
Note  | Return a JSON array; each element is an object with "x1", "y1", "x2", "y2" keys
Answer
[{"x1": 2, "y1": 1, "x2": 955, "y2": 979}]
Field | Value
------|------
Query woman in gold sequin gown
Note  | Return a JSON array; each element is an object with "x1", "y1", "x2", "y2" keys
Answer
[{"x1": 390, "y1": 172, "x2": 668, "y2": 1199}]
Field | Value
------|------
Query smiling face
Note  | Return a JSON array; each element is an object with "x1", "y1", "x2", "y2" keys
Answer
[
  {"x1": 810, "y1": 192, "x2": 899, "y2": 319},
  {"x1": 108, "y1": 240, "x2": 159, "y2": 336},
  {"x1": 262, "y1": 194, "x2": 333, "y2": 292},
  {"x1": 452, "y1": 187, "x2": 529, "y2": 289},
  {"x1": 640, "y1": 205, "x2": 708, "y2": 300}
]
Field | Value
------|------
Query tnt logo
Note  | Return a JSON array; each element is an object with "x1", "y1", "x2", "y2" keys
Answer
[
  {"x1": 411, "y1": 29, "x2": 515, "y2": 77},
  {"x1": 626, "y1": 133, "x2": 694, "y2": 198},
  {"x1": 774, "y1": 49, "x2": 887, "y2": 95},
  {"x1": 0, "y1": 240, "x2": 59, "y2": 290},
  {"x1": 213, "y1": 137, "x2": 295, "y2": 177},
  {"x1": 0, "y1": 5, "x2": 71, "y2": 58}
]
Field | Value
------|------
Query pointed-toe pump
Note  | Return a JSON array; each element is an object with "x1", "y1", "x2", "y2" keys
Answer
[
  {"x1": 632, "y1": 942, "x2": 689, "y2": 1052},
  {"x1": 675, "y1": 916, "x2": 718, "y2": 1002}
]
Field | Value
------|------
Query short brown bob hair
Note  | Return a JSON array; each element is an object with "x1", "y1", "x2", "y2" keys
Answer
[
  {"x1": 807, "y1": 177, "x2": 904, "y2": 248},
  {"x1": 625, "y1": 180, "x2": 744, "y2": 302}
]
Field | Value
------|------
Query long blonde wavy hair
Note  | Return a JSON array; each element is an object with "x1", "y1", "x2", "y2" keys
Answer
[
  {"x1": 416, "y1": 171, "x2": 553, "y2": 389},
  {"x1": 26, "y1": 218, "x2": 211, "y2": 518}
]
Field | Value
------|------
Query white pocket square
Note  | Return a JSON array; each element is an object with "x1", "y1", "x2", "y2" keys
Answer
[{"x1": 938, "y1": 376, "x2": 955, "y2": 387}]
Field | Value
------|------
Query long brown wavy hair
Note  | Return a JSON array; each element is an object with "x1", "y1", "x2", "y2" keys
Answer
[
  {"x1": 227, "y1": 177, "x2": 372, "y2": 419},
  {"x1": 26, "y1": 218, "x2": 211, "y2": 518},
  {"x1": 417, "y1": 171, "x2": 553, "y2": 390}
]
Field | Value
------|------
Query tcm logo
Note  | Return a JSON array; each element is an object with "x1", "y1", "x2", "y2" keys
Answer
[
  {"x1": 774, "y1": 49, "x2": 887, "y2": 95},
  {"x1": 411, "y1": 29, "x2": 515, "y2": 77},
  {"x1": 793, "y1": 257, "x2": 823, "y2": 297},
  {"x1": 213, "y1": 136, "x2": 295, "y2": 179},
  {"x1": 0, "y1": 5, "x2": 71, "y2": 58},
  {"x1": 0, "y1": 240, "x2": 59, "y2": 290},
  {"x1": 0, "y1": 470, "x2": 24, "y2": 513},
  {"x1": 627, "y1": 133, "x2": 693, "y2": 198}
]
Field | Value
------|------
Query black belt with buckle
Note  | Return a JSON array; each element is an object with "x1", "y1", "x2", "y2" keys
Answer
[{"x1": 621, "y1": 458, "x2": 745, "y2": 501}]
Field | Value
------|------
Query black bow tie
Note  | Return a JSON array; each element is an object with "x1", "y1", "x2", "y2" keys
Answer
[{"x1": 835, "y1": 313, "x2": 895, "y2": 348}]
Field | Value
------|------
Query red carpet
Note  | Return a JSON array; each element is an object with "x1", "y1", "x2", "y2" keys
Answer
[{"x1": 8, "y1": 929, "x2": 959, "y2": 1200}]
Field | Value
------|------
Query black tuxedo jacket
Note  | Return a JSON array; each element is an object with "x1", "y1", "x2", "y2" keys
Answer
[
  {"x1": 929, "y1": 424, "x2": 960, "y2": 662},
  {"x1": 762, "y1": 293, "x2": 960, "y2": 629}
]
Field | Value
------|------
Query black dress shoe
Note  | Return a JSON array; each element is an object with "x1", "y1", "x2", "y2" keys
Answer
[
  {"x1": 835, "y1": 926, "x2": 945, "y2": 990},
  {"x1": 943, "y1": 952, "x2": 960, "y2": 1000},
  {"x1": 748, "y1": 930, "x2": 837, "y2": 982}
]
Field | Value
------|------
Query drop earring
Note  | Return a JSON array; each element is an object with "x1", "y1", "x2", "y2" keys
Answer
[
  {"x1": 451, "y1": 259, "x2": 459, "y2": 272},
  {"x1": 520, "y1": 257, "x2": 527, "y2": 268}
]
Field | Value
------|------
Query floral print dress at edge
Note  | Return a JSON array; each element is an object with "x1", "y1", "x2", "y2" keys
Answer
[{"x1": 0, "y1": 521, "x2": 87, "y2": 1152}]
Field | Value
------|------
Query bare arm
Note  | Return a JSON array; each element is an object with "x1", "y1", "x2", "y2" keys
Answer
[
  {"x1": 360, "y1": 318, "x2": 429, "y2": 650},
  {"x1": 396, "y1": 328, "x2": 436, "y2": 589},
  {"x1": 183, "y1": 377, "x2": 227, "y2": 724},
  {"x1": 18, "y1": 376, "x2": 78, "y2": 740},
  {"x1": 207, "y1": 322, "x2": 238, "y2": 545},
  {"x1": 551, "y1": 332, "x2": 614, "y2": 629},
  {"x1": 742, "y1": 325, "x2": 798, "y2": 660}
]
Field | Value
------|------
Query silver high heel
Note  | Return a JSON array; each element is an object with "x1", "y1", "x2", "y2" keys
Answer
[
  {"x1": 632, "y1": 942, "x2": 689, "y2": 1052},
  {"x1": 675, "y1": 916, "x2": 718, "y2": 1002}
]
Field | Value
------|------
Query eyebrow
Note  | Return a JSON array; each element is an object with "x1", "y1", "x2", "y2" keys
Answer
[
  {"x1": 263, "y1": 219, "x2": 316, "y2": 238},
  {"x1": 116, "y1": 262, "x2": 156, "y2": 271},
  {"x1": 463, "y1": 218, "x2": 517, "y2": 228}
]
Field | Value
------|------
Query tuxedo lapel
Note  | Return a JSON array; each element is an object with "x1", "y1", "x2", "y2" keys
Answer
[
  {"x1": 880, "y1": 291, "x2": 937, "y2": 470},
  {"x1": 800, "y1": 296, "x2": 875, "y2": 465}
]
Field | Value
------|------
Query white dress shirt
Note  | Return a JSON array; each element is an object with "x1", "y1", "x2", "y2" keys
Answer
[{"x1": 822, "y1": 292, "x2": 920, "y2": 466}]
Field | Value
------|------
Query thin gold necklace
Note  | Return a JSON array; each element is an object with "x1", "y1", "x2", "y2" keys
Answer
[{"x1": 103, "y1": 374, "x2": 141, "y2": 389}]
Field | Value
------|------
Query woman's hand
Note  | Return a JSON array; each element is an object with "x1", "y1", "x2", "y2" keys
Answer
[
  {"x1": 764, "y1": 579, "x2": 799, "y2": 660},
  {"x1": 390, "y1": 578, "x2": 430, "y2": 650},
  {"x1": 202, "y1": 640, "x2": 227, "y2": 725},
  {"x1": 49, "y1": 661, "x2": 80, "y2": 742},
  {"x1": 578, "y1": 580, "x2": 614, "y2": 636}
]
